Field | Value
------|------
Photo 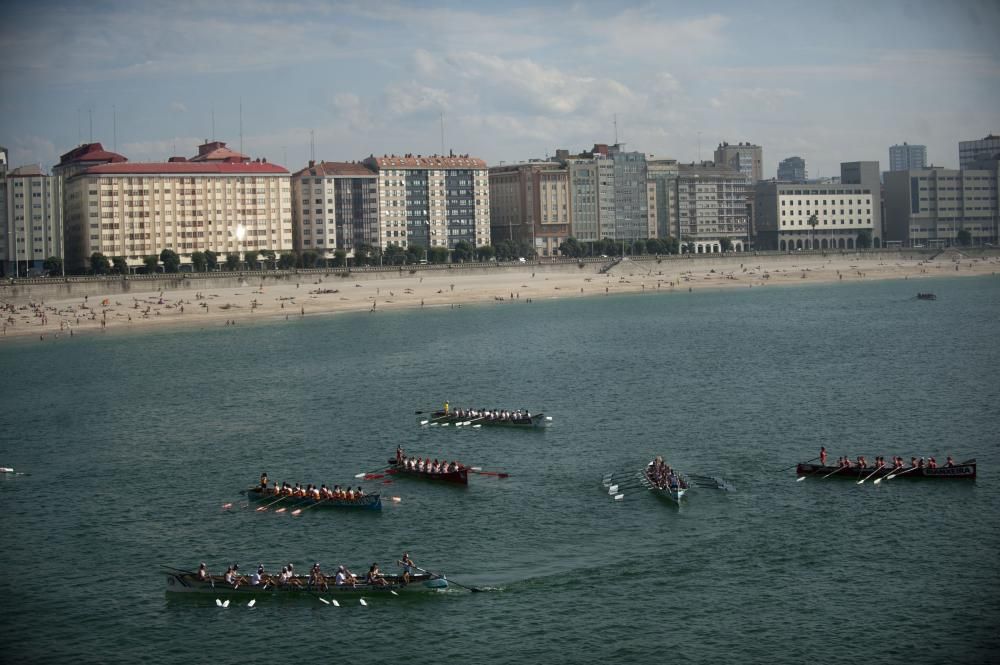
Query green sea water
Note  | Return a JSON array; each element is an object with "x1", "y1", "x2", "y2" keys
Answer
[{"x1": 1, "y1": 276, "x2": 998, "y2": 664}]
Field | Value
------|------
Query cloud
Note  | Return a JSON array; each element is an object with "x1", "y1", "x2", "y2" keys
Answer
[
  {"x1": 8, "y1": 136, "x2": 57, "y2": 170},
  {"x1": 170, "y1": 102, "x2": 187, "y2": 113},
  {"x1": 709, "y1": 87, "x2": 801, "y2": 113},
  {"x1": 383, "y1": 82, "x2": 452, "y2": 116}
]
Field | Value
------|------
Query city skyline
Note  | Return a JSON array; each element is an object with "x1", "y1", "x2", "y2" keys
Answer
[{"x1": 1, "y1": 1, "x2": 998, "y2": 177}]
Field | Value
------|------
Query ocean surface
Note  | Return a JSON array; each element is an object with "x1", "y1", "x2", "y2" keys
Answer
[{"x1": 2, "y1": 275, "x2": 999, "y2": 665}]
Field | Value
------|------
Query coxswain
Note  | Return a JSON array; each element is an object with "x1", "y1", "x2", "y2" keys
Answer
[
  {"x1": 946, "y1": 456, "x2": 955, "y2": 467},
  {"x1": 260, "y1": 472, "x2": 269, "y2": 489},
  {"x1": 820, "y1": 447, "x2": 827, "y2": 466},
  {"x1": 444, "y1": 401, "x2": 449, "y2": 414},
  {"x1": 396, "y1": 445, "x2": 404, "y2": 463},
  {"x1": 399, "y1": 552, "x2": 415, "y2": 584},
  {"x1": 197, "y1": 563, "x2": 209, "y2": 581}
]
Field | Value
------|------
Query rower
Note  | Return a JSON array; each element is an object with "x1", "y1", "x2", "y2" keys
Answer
[
  {"x1": 396, "y1": 446, "x2": 404, "y2": 463},
  {"x1": 356, "y1": 486, "x2": 364, "y2": 497},
  {"x1": 224, "y1": 565, "x2": 236, "y2": 585},
  {"x1": 310, "y1": 563, "x2": 328, "y2": 591},
  {"x1": 928, "y1": 457, "x2": 937, "y2": 469},
  {"x1": 252, "y1": 565, "x2": 263, "y2": 586},
  {"x1": 260, "y1": 471, "x2": 269, "y2": 489},
  {"x1": 399, "y1": 552, "x2": 415, "y2": 584},
  {"x1": 197, "y1": 563, "x2": 209, "y2": 581},
  {"x1": 367, "y1": 563, "x2": 388, "y2": 586},
  {"x1": 820, "y1": 447, "x2": 827, "y2": 466},
  {"x1": 335, "y1": 565, "x2": 356, "y2": 587},
  {"x1": 946, "y1": 456, "x2": 955, "y2": 467}
]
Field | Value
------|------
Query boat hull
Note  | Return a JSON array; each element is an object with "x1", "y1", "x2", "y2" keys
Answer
[
  {"x1": 165, "y1": 571, "x2": 447, "y2": 595},
  {"x1": 245, "y1": 488, "x2": 382, "y2": 509},
  {"x1": 387, "y1": 460, "x2": 469, "y2": 485},
  {"x1": 795, "y1": 461, "x2": 976, "y2": 480},
  {"x1": 644, "y1": 464, "x2": 689, "y2": 505},
  {"x1": 419, "y1": 411, "x2": 550, "y2": 429}
]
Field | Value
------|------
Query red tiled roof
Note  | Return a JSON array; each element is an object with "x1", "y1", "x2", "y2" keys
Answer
[
  {"x1": 57, "y1": 142, "x2": 128, "y2": 166},
  {"x1": 292, "y1": 161, "x2": 377, "y2": 178},
  {"x1": 365, "y1": 154, "x2": 487, "y2": 169},
  {"x1": 82, "y1": 162, "x2": 289, "y2": 175}
]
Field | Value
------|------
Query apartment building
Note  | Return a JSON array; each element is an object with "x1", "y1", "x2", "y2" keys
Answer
[
  {"x1": 675, "y1": 162, "x2": 750, "y2": 253},
  {"x1": 777, "y1": 156, "x2": 807, "y2": 182},
  {"x1": 291, "y1": 161, "x2": 379, "y2": 259},
  {"x1": 361, "y1": 154, "x2": 490, "y2": 251},
  {"x1": 884, "y1": 163, "x2": 999, "y2": 247},
  {"x1": 958, "y1": 134, "x2": 1000, "y2": 169},
  {"x1": 714, "y1": 141, "x2": 763, "y2": 182},
  {"x1": 488, "y1": 161, "x2": 571, "y2": 256},
  {"x1": 646, "y1": 159, "x2": 679, "y2": 241},
  {"x1": 755, "y1": 180, "x2": 877, "y2": 251},
  {"x1": 1, "y1": 165, "x2": 61, "y2": 276},
  {"x1": 889, "y1": 143, "x2": 927, "y2": 171},
  {"x1": 63, "y1": 140, "x2": 291, "y2": 271}
]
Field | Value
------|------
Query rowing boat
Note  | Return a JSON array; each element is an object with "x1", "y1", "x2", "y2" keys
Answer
[
  {"x1": 243, "y1": 487, "x2": 382, "y2": 510},
  {"x1": 796, "y1": 459, "x2": 976, "y2": 480},
  {"x1": 164, "y1": 570, "x2": 447, "y2": 596},
  {"x1": 644, "y1": 461, "x2": 689, "y2": 505},
  {"x1": 417, "y1": 410, "x2": 552, "y2": 429},
  {"x1": 386, "y1": 460, "x2": 469, "y2": 485}
]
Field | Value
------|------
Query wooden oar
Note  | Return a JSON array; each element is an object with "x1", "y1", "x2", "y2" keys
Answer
[
  {"x1": 784, "y1": 456, "x2": 819, "y2": 474},
  {"x1": 469, "y1": 469, "x2": 509, "y2": 479},
  {"x1": 255, "y1": 494, "x2": 290, "y2": 512},
  {"x1": 883, "y1": 465, "x2": 921, "y2": 481},
  {"x1": 857, "y1": 465, "x2": 885, "y2": 485},
  {"x1": 821, "y1": 465, "x2": 847, "y2": 479},
  {"x1": 275, "y1": 498, "x2": 311, "y2": 514},
  {"x1": 355, "y1": 467, "x2": 389, "y2": 479},
  {"x1": 406, "y1": 563, "x2": 483, "y2": 593},
  {"x1": 796, "y1": 462, "x2": 826, "y2": 481}
]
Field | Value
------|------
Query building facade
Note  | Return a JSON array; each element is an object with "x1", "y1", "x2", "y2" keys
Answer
[
  {"x1": 488, "y1": 160, "x2": 571, "y2": 256},
  {"x1": 959, "y1": 135, "x2": 1000, "y2": 170},
  {"x1": 646, "y1": 159, "x2": 679, "y2": 241},
  {"x1": 63, "y1": 141, "x2": 292, "y2": 271},
  {"x1": 1, "y1": 165, "x2": 61, "y2": 276},
  {"x1": 291, "y1": 161, "x2": 379, "y2": 260},
  {"x1": 674, "y1": 162, "x2": 750, "y2": 253},
  {"x1": 777, "y1": 156, "x2": 807, "y2": 182},
  {"x1": 889, "y1": 143, "x2": 927, "y2": 171},
  {"x1": 714, "y1": 142, "x2": 763, "y2": 182},
  {"x1": 884, "y1": 164, "x2": 999, "y2": 247},
  {"x1": 755, "y1": 181, "x2": 877, "y2": 251},
  {"x1": 362, "y1": 154, "x2": 490, "y2": 252}
]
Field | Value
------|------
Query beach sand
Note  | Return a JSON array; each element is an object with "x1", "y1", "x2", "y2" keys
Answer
[{"x1": 2, "y1": 251, "x2": 997, "y2": 342}]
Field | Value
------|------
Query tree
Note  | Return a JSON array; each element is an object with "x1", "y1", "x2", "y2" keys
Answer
[
  {"x1": 559, "y1": 237, "x2": 583, "y2": 258},
  {"x1": 631, "y1": 239, "x2": 646, "y2": 256},
  {"x1": 112, "y1": 256, "x2": 129, "y2": 275},
  {"x1": 661, "y1": 237, "x2": 679, "y2": 255},
  {"x1": 142, "y1": 255, "x2": 159, "y2": 274},
  {"x1": 406, "y1": 244, "x2": 426, "y2": 264},
  {"x1": 956, "y1": 229, "x2": 972, "y2": 246},
  {"x1": 244, "y1": 249, "x2": 259, "y2": 269},
  {"x1": 278, "y1": 252, "x2": 296, "y2": 270},
  {"x1": 225, "y1": 253, "x2": 241, "y2": 271},
  {"x1": 333, "y1": 249, "x2": 347, "y2": 267},
  {"x1": 204, "y1": 250, "x2": 218, "y2": 271},
  {"x1": 43, "y1": 256, "x2": 63, "y2": 275},
  {"x1": 807, "y1": 213, "x2": 819, "y2": 250},
  {"x1": 353, "y1": 243, "x2": 377, "y2": 266},
  {"x1": 494, "y1": 240, "x2": 515, "y2": 261},
  {"x1": 190, "y1": 251, "x2": 207, "y2": 273},
  {"x1": 384, "y1": 244, "x2": 406, "y2": 265},
  {"x1": 475, "y1": 244, "x2": 495, "y2": 262},
  {"x1": 259, "y1": 249, "x2": 276, "y2": 269},
  {"x1": 856, "y1": 230, "x2": 872, "y2": 249},
  {"x1": 719, "y1": 237, "x2": 734, "y2": 253},
  {"x1": 90, "y1": 252, "x2": 111, "y2": 275},
  {"x1": 160, "y1": 249, "x2": 180, "y2": 273},
  {"x1": 300, "y1": 250, "x2": 319, "y2": 268},
  {"x1": 428, "y1": 246, "x2": 449, "y2": 264},
  {"x1": 452, "y1": 240, "x2": 475, "y2": 263}
]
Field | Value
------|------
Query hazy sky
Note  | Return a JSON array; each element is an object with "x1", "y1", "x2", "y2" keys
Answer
[{"x1": 2, "y1": 1, "x2": 998, "y2": 177}]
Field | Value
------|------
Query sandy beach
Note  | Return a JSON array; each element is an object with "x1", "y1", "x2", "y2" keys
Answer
[{"x1": 1, "y1": 250, "x2": 997, "y2": 341}]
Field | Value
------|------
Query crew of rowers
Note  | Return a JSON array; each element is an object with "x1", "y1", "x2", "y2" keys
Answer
[
  {"x1": 648, "y1": 456, "x2": 686, "y2": 490},
  {"x1": 258, "y1": 473, "x2": 367, "y2": 501},
  {"x1": 824, "y1": 452, "x2": 955, "y2": 470},
  {"x1": 445, "y1": 406, "x2": 532, "y2": 423},
  {"x1": 195, "y1": 553, "x2": 418, "y2": 589},
  {"x1": 395, "y1": 447, "x2": 464, "y2": 474}
]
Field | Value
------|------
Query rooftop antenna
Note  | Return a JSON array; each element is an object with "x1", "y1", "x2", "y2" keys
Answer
[
  {"x1": 77, "y1": 108, "x2": 81, "y2": 145},
  {"x1": 89, "y1": 107, "x2": 93, "y2": 143},
  {"x1": 697, "y1": 130, "x2": 702, "y2": 162},
  {"x1": 310, "y1": 129, "x2": 315, "y2": 162},
  {"x1": 239, "y1": 97, "x2": 243, "y2": 155},
  {"x1": 614, "y1": 113, "x2": 618, "y2": 145},
  {"x1": 113, "y1": 104, "x2": 117, "y2": 152},
  {"x1": 211, "y1": 108, "x2": 215, "y2": 141},
  {"x1": 440, "y1": 112, "x2": 445, "y2": 155}
]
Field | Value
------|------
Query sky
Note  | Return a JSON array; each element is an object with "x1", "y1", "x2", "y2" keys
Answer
[{"x1": 1, "y1": 0, "x2": 999, "y2": 178}]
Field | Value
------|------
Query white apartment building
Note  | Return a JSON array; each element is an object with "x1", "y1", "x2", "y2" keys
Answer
[
  {"x1": 362, "y1": 154, "x2": 490, "y2": 250},
  {"x1": 755, "y1": 182, "x2": 876, "y2": 250},
  {"x1": 1, "y1": 165, "x2": 61, "y2": 276},
  {"x1": 291, "y1": 161, "x2": 379, "y2": 259},
  {"x1": 63, "y1": 141, "x2": 291, "y2": 271}
]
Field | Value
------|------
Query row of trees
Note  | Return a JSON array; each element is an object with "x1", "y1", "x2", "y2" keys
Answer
[{"x1": 559, "y1": 237, "x2": 683, "y2": 258}]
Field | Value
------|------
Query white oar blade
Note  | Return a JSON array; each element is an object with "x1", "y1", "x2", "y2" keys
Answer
[
  {"x1": 390, "y1": 590, "x2": 399, "y2": 596},
  {"x1": 873, "y1": 478, "x2": 882, "y2": 485},
  {"x1": 392, "y1": 496, "x2": 402, "y2": 503},
  {"x1": 471, "y1": 466, "x2": 483, "y2": 471},
  {"x1": 473, "y1": 424, "x2": 481, "y2": 428},
  {"x1": 354, "y1": 472, "x2": 366, "y2": 478},
  {"x1": 608, "y1": 484, "x2": 618, "y2": 493},
  {"x1": 222, "y1": 600, "x2": 230, "y2": 608},
  {"x1": 331, "y1": 599, "x2": 340, "y2": 607},
  {"x1": 216, "y1": 598, "x2": 222, "y2": 607},
  {"x1": 360, "y1": 598, "x2": 368, "y2": 606},
  {"x1": 463, "y1": 421, "x2": 471, "y2": 425},
  {"x1": 420, "y1": 420, "x2": 428, "y2": 425},
  {"x1": 319, "y1": 597, "x2": 330, "y2": 605},
  {"x1": 796, "y1": 476, "x2": 807, "y2": 482},
  {"x1": 247, "y1": 599, "x2": 256, "y2": 608},
  {"x1": 614, "y1": 493, "x2": 624, "y2": 500}
]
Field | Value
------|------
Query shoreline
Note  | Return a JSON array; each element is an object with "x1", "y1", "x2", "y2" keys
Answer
[{"x1": 2, "y1": 251, "x2": 997, "y2": 342}]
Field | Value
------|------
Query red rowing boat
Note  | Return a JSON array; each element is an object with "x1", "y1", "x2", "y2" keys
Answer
[
  {"x1": 387, "y1": 459, "x2": 469, "y2": 486},
  {"x1": 796, "y1": 459, "x2": 976, "y2": 480}
]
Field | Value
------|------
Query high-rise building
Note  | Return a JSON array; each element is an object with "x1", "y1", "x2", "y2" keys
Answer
[
  {"x1": 62, "y1": 140, "x2": 292, "y2": 272},
  {"x1": 674, "y1": 162, "x2": 750, "y2": 253},
  {"x1": 488, "y1": 160, "x2": 571, "y2": 256},
  {"x1": 889, "y1": 143, "x2": 927, "y2": 171},
  {"x1": 291, "y1": 161, "x2": 379, "y2": 260},
  {"x1": 361, "y1": 154, "x2": 490, "y2": 252},
  {"x1": 1, "y1": 165, "x2": 61, "y2": 276},
  {"x1": 714, "y1": 142, "x2": 763, "y2": 182},
  {"x1": 777, "y1": 156, "x2": 807, "y2": 182},
  {"x1": 646, "y1": 159, "x2": 679, "y2": 241},
  {"x1": 884, "y1": 163, "x2": 999, "y2": 247},
  {"x1": 754, "y1": 180, "x2": 878, "y2": 251},
  {"x1": 959, "y1": 134, "x2": 1000, "y2": 169},
  {"x1": 840, "y1": 161, "x2": 883, "y2": 244}
]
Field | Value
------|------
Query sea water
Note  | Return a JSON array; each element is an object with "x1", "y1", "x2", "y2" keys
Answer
[{"x1": 1, "y1": 276, "x2": 998, "y2": 664}]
